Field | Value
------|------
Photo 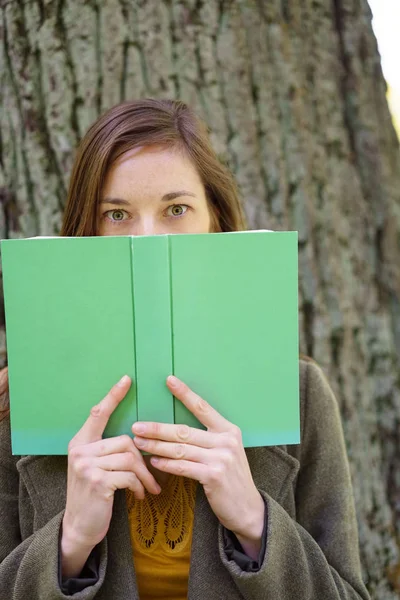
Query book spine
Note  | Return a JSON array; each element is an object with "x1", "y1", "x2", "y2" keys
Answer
[
  {"x1": 169, "y1": 236, "x2": 202, "y2": 429},
  {"x1": 129, "y1": 238, "x2": 139, "y2": 425},
  {"x1": 131, "y1": 236, "x2": 174, "y2": 423},
  {"x1": 167, "y1": 235, "x2": 175, "y2": 424}
]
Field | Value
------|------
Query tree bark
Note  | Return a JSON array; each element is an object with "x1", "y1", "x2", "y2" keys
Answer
[{"x1": 1, "y1": 0, "x2": 399, "y2": 596}]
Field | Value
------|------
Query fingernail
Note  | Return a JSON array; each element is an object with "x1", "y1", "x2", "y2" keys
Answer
[
  {"x1": 117, "y1": 375, "x2": 130, "y2": 387},
  {"x1": 167, "y1": 375, "x2": 179, "y2": 387},
  {"x1": 132, "y1": 423, "x2": 145, "y2": 435},
  {"x1": 151, "y1": 457, "x2": 160, "y2": 465},
  {"x1": 134, "y1": 437, "x2": 146, "y2": 448}
]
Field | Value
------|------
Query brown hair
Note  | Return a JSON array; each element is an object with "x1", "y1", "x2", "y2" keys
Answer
[
  {"x1": 60, "y1": 98, "x2": 246, "y2": 236},
  {"x1": 0, "y1": 367, "x2": 9, "y2": 422}
]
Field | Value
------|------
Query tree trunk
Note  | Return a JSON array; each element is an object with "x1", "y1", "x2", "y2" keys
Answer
[{"x1": 1, "y1": 0, "x2": 399, "y2": 596}]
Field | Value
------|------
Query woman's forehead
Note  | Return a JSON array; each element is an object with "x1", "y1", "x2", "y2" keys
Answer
[{"x1": 103, "y1": 146, "x2": 205, "y2": 196}]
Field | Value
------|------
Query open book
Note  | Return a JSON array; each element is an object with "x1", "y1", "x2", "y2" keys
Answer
[{"x1": 1, "y1": 230, "x2": 300, "y2": 455}]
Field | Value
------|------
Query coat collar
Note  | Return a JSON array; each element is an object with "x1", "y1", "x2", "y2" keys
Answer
[
  {"x1": 17, "y1": 445, "x2": 299, "y2": 599},
  {"x1": 17, "y1": 454, "x2": 68, "y2": 525}
]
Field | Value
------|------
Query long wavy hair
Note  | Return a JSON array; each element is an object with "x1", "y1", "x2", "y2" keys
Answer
[{"x1": 0, "y1": 368, "x2": 9, "y2": 422}]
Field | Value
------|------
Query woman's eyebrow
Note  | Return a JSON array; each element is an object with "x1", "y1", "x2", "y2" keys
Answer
[
  {"x1": 100, "y1": 198, "x2": 130, "y2": 206},
  {"x1": 161, "y1": 191, "x2": 197, "y2": 202},
  {"x1": 100, "y1": 191, "x2": 197, "y2": 205}
]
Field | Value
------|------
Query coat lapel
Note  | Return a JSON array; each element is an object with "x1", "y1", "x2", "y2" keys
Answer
[
  {"x1": 101, "y1": 489, "x2": 139, "y2": 599},
  {"x1": 245, "y1": 445, "x2": 300, "y2": 502},
  {"x1": 17, "y1": 455, "x2": 68, "y2": 527}
]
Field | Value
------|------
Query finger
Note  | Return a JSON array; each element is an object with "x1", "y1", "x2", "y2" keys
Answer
[
  {"x1": 80, "y1": 434, "x2": 161, "y2": 494},
  {"x1": 132, "y1": 421, "x2": 222, "y2": 448},
  {"x1": 105, "y1": 470, "x2": 145, "y2": 500},
  {"x1": 134, "y1": 437, "x2": 211, "y2": 464},
  {"x1": 166, "y1": 376, "x2": 232, "y2": 432},
  {"x1": 96, "y1": 452, "x2": 161, "y2": 494},
  {"x1": 72, "y1": 376, "x2": 131, "y2": 445},
  {"x1": 78, "y1": 434, "x2": 161, "y2": 494},
  {"x1": 150, "y1": 457, "x2": 208, "y2": 483},
  {"x1": 83, "y1": 435, "x2": 136, "y2": 457}
]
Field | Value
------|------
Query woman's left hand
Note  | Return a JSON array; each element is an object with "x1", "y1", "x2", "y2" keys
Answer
[{"x1": 132, "y1": 375, "x2": 265, "y2": 559}]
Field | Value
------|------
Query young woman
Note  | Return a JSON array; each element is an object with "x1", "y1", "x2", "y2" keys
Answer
[{"x1": 0, "y1": 99, "x2": 370, "y2": 600}]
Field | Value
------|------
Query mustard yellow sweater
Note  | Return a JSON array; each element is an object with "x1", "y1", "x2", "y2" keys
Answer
[{"x1": 126, "y1": 476, "x2": 197, "y2": 599}]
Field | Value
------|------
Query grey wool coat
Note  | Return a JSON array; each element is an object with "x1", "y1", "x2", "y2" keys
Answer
[{"x1": 0, "y1": 359, "x2": 371, "y2": 600}]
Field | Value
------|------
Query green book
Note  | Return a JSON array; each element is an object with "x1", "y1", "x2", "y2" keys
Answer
[{"x1": 1, "y1": 231, "x2": 300, "y2": 455}]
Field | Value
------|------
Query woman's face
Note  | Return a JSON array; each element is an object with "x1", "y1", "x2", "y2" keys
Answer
[{"x1": 98, "y1": 145, "x2": 212, "y2": 236}]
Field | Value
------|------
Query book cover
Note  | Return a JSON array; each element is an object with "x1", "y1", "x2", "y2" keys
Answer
[{"x1": 1, "y1": 231, "x2": 300, "y2": 455}]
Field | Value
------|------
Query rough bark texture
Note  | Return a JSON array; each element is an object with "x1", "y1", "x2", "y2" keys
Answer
[{"x1": 1, "y1": 0, "x2": 400, "y2": 597}]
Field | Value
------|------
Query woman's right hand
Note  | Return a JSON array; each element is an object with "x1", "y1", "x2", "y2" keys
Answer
[{"x1": 61, "y1": 375, "x2": 160, "y2": 578}]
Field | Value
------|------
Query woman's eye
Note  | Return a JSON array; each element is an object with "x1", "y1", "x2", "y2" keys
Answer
[
  {"x1": 166, "y1": 204, "x2": 188, "y2": 218},
  {"x1": 105, "y1": 209, "x2": 127, "y2": 222}
]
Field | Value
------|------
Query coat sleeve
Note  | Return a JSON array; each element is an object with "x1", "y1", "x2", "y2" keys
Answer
[
  {"x1": 217, "y1": 360, "x2": 371, "y2": 600},
  {"x1": 0, "y1": 417, "x2": 107, "y2": 600}
]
